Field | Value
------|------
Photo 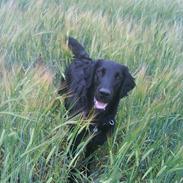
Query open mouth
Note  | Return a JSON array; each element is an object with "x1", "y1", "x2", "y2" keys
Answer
[{"x1": 94, "y1": 97, "x2": 108, "y2": 110}]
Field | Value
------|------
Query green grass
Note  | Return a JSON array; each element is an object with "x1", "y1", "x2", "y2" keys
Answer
[{"x1": 0, "y1": 0, "x2": 183, "y2": 182}]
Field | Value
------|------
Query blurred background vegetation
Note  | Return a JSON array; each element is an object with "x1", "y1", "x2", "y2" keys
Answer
[{"x1": 0, "y1": 0, "x2": 183, "y2": 182}]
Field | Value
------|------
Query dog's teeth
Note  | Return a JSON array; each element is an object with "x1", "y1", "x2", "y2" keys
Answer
[{"x1": 94, "y1": 98, "x2": 108, "y2": 110}]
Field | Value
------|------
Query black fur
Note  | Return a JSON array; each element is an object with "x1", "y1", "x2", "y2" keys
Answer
[{"x1": 59, "y1": 37, "x2": 135, "y2": 182}]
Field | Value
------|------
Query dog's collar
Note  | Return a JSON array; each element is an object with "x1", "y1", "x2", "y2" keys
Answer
[
  {"x1": 90, "y1": 118, "x2": 115, "y2": 133},
  {"x1": 102, "y1": 119, "x2": 115, "y2": 127},
  {"x1": 108, "y1": 119, "x2": 115, "y2": 126}
]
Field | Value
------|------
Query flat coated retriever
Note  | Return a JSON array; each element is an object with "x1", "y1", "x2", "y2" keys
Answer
[{"x1": 59, "y1": 37, "x2": 135, "y2": 182}]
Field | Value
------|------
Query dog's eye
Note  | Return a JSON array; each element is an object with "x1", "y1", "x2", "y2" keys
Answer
[
  {"x1": 115, "y1": 73, "x2": 121, "y2": 80},
  {"x1": 97, "y1": 68, "x2": 105, "y2": 77}
]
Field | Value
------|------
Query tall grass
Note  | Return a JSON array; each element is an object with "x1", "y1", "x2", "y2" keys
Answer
[{"x1": 0, "y1": 0, "x2": 183, "y2": 182}]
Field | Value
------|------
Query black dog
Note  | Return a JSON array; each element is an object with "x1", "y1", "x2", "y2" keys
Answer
[{"x1": 59, "y1": 37, "x2": 135, "y2": 181}]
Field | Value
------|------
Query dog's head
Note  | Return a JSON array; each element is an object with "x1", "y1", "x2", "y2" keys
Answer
[
  {"x1": 93, "y1": 60, "x2": 135, "y2": 110},
  {"x1": 66, "y1": 37, "x2": 135, "y2": 112}
]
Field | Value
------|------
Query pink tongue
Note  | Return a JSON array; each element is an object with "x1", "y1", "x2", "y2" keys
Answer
[{"x1": 94, "y1": 98, "x2": 108, "y2": 110}]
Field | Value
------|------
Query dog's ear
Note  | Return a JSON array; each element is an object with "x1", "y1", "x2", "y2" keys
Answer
[
  {"x1": 120, "y1": 66, "x2": 135, "y2": 98},
  {"x1": 68, "y1": 37, "x2": 90, "y2": 59},
  {"x1": 84, "y1": 61, "x2": 96, "y2": 89}
]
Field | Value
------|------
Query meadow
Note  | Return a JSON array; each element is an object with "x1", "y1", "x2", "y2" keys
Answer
[{"x1": 0, "y1": 0, "x2": 183, "y2": 182}]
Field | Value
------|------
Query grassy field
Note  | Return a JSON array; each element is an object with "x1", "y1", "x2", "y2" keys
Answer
[{"x1": 0, "y1": 0, "x2": 183, "y2": 182}]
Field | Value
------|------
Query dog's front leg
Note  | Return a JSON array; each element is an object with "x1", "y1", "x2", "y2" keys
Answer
[
  {"x1": 84, "y1": 142, "x2": 98, "y2": 177},
  {"x1": 84, "y1": 130, "x2": 107, "y2": 176},
  {"x1": 68, "y1": 129, "x2": 88, "y2": 183}
]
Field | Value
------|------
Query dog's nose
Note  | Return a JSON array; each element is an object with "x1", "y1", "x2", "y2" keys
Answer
[{"x1": 99, "y1": 88, "x2": 111, "y2": 97}]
